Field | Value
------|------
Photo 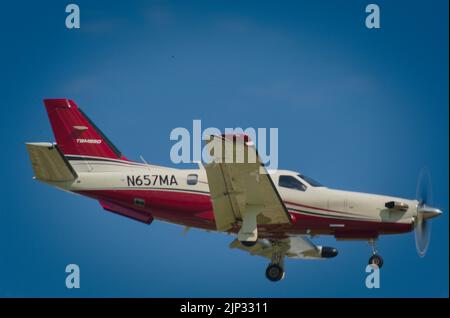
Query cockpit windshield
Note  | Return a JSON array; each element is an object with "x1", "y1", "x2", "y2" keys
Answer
[{"x1": 298, "y1": 174, "x2": 323, "y2": 187}]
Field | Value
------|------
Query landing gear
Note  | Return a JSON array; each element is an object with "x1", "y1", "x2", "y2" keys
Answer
[
  {"x1": 368, "y1": 239, "x2": 384, "y2": 268},
  {"x1": 265, "y1": 241, "x2": 286, "y2": 282},
  {"x1": 368, "y1": 254, "x2": 384, "y2": 268},
  {"x1": 240, "y1": 240, "x2": 257, "y2": 247},
  {"x1": 265, "y1": 264, "x2": 285, "y2": 282}
]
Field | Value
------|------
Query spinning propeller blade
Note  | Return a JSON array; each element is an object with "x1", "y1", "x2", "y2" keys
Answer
[{"x1": 414, "y1": 168, "x2": 442, "y2": 257}]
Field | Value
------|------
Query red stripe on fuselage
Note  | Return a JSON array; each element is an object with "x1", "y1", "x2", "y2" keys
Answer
[{"x1": 74, "y1": 189, "x2": 413, "y2": 237}]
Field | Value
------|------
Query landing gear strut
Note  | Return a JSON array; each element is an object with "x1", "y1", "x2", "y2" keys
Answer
[
  {"x1": 265, "y1": 242, "x2": 285, "y2": 282},
  {"x1": 368, "y1": 239, "x2": 384, "y2": 268}
]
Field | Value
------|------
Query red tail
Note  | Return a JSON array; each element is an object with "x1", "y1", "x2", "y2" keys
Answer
[{"x1": 44, "y1": 99, "x2": 126, "y2": 160}]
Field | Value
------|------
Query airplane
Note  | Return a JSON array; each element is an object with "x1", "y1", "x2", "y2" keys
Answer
[{"x1": 25, "y1": 98, "x2": 443, "y2": 282}]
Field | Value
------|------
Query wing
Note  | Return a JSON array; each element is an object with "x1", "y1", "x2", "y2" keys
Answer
[
  {"x1": 204, "y1": 134, "x2": 291, "y2": 241},
  {"x1": 25, "y1": 142, "x2": 77, "y2": 182},
  {"x1": 229, "y1": 236, "x2": 325, "y2": 260}
]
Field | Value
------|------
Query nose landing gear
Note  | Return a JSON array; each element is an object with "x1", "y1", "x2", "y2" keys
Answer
[
  {"x1": 368, "y1": 254, "x2": 384, "y2": 268},
  {"x1": 368, "y1": 239, "x2": 384, "y2": 268}
]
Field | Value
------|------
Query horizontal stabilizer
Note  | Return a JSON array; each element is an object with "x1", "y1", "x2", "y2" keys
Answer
[{"x1": 25, "y1": 142, "x2": 77, "y2": 182}]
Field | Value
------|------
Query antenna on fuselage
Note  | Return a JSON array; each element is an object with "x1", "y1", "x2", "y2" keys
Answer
[{"x1": 139, "y1": 155, "x2": 148, "y2": 165}]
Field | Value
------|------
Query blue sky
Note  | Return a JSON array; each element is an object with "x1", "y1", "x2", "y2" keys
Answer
[{"x1": 0, "y1": 0, "x2": 448, "y2": 297}]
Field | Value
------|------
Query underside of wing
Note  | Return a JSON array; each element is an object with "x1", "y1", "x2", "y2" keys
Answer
[{"x1": 204, "y1": 135, "x2": 291, "y2": 237}]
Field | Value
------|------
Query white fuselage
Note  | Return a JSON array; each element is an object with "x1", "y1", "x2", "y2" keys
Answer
[{"x1": 47, "y1": 156, "x2": 418, "y2": 239}]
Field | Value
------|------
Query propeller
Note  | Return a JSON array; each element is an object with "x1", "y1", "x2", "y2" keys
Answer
[{"x1": 414, "y1": 167, "x2": 442, "y2": 257}]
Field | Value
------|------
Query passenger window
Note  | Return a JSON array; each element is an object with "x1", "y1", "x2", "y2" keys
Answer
[
  {"x1": 279, "y1": 175, "x2": 307, "y2": 191},
  {"x1": 187, "y1": 174, "x2": 198, "y2": 185}
]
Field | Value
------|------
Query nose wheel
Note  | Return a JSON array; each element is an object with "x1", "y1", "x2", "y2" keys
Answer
[
  {"x1": 368, "y1": 239, "x2": 384, "y2": 268},
  {"x1": 368, "y1": 254, "x2": 383, "y2": 268}
]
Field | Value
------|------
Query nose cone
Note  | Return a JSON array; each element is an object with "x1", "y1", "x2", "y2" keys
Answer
[{"x1": 419, "y1": 206, "x2": 443, "y2": 220}]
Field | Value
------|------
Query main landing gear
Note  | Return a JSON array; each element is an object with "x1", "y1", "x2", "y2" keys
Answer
[
  {"x1": 368, "y1": 239, "x2": 384, "y2": 268},
  {"x1": 265, "y1": 263, "x2": 285, "y2": 282},
  {"x1": 240, "y1": 240, "x2": 257, "y2": 247},
  {"x1": 265, "y1": 242, "x2": 285, "y2": 282}
]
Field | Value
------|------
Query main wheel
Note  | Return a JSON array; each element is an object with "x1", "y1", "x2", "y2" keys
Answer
[
  {"x1": 368, "y1": 254, "x2": 384, "y2": 268},
  {"x1": 265, "y1": 264, "x2": 285, "y2": 282},
  {"x1": 240, "y1": 240, "x2": 257, "y2": 247}
]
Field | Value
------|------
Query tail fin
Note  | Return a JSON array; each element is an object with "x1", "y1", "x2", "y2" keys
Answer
[{"x1": 44, "y1": 99, "x2": 126, "y2": 160}]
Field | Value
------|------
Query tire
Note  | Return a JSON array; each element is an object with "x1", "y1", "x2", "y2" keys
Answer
[
  {"x1": 240, "y1": 240, "x2": 257, "y2": 247},
  {"x1": 265, "y1": 264, "x2": 284, "y2": 282},
  {"x1": 368, "y1": 254, "x2": 384, "y2": 268}
]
